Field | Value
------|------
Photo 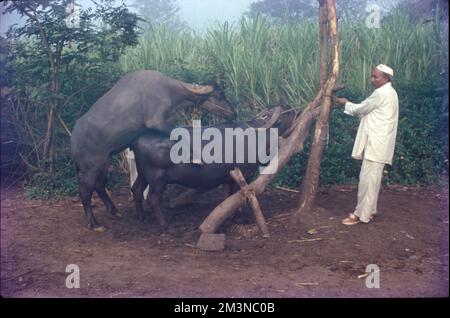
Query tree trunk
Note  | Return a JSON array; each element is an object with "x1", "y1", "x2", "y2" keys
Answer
[
  {"x1": 319, "y1": 0, "x2": 329, "y2": 89},
  {"x1": 295, "y1": 0, "x2": 340, "y2": 218},
  {"x1": 229, "y1": 167, "x2": 270, "y2": 237},
  {"x1": 22, "y1": 8, "x2": 59, "y2": 173},
  {"x1": 43, "y1": 73, "x2": 58, "y2": 173}
]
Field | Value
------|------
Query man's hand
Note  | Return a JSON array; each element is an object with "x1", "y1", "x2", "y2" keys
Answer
[{"x1": 334, "y1": 97, "x2": 349, "y2": 106}]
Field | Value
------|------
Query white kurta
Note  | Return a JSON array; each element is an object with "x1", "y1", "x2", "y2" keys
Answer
[{"x1": 344, "y1": 82, "x2": 399, "y2": 165}]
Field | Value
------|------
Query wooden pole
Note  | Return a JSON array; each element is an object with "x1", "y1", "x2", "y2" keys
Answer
[
  {"x1": 295, "y1": 0, "x2": 340, "y2": 219},
  {"x1": 229, "y1": 167, "x2": 270, "y2": 237},
  {"x1": 318, "y1": 0, "x2": 329, "y2": 89}
]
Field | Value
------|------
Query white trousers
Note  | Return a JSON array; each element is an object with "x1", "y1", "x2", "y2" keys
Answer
[
  {"x1": 127, "y1": 154, "x2": 149, "y2": 200},
  {"x1": 354, "y1": 158, "x2": 385, "y2": 223}
]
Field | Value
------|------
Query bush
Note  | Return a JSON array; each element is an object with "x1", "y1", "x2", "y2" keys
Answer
[
  {"x1": 384, "y1": 78, "x2": 447, "y2": 184},
  {"x1": 25, "y1": 156, "x2": 79, "y2": 199},
  {"x1": 25, "y1": 155, "x2": 128, "y2": 200}
]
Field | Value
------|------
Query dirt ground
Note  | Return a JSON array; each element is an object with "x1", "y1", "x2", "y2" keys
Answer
[{"x1": 1, "y1": 183, "x2": 448, "y2": 298}]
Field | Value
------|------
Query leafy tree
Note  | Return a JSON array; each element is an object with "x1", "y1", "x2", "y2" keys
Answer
[
  {"x1": 336, "y1": 0, "x2": 393, "y2": 21},
  {"x1": 248, "y1": 0, "x2": 318, "y2": 23},
  {"x1": 131, "y1": 0, "x2": 186, "y2": 31},
  {"x1": 395, "y1": 0, "x2": 448, "y2": 21},
  {"x1": 3, "y1": 0, "x2": 140, "y2": 174},
  {"x1": 248, "y1": 0, "x2": 396, "y2": 23}
]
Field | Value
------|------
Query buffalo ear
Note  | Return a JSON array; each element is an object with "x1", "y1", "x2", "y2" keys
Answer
[
  {"x1": 263, "y1": 106, "x2": 282, "y2": 128},
  {"x1": 205, "y1": 79, "x2": 223, "y2": 91}
]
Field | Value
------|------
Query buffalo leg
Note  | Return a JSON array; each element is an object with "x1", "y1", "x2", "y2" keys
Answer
[
  {"x1": 95, "y1": 165, "x2": 121, "y2": 219},
  {"x1": 148, "y1": 183, "x2": 167, "y2": 227},
  {"x1": 78, "y1": 168, "x2": 106, "y2": 232}
]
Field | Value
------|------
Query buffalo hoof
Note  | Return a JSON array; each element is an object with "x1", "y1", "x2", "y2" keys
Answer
[
  {"x1": 111, "y1": 211, "x2": 123, "y2": 219},
  {"x1": 136, "y1": 213, "x2": 146, "y2": 223},
  {"x1": 93, "y1": 225, "x2": 107, "y2": 232},
  {"x1": 158, "y1": 222, "x2": 168, "y2": 231}
]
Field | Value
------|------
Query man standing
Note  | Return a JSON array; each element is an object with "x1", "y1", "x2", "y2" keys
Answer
[{"x1": 335, "y1": 64, "x2": 399, "y2": 225}]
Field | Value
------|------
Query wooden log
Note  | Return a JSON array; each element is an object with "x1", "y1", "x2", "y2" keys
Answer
[
  {"x1": 229, "y1": 168, "x2": 270, "y2": 238},
  {"x1": 197, "y1": 233, "x2": 226, "y2": 251},
  {"x1": 318, "y1": 0, "x2": 329, "y2": 89}
]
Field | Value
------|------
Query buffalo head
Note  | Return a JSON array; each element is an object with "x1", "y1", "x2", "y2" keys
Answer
[
  {"x1": 255, "y1": 106, "x2": 296, "y2": 137},
  {"x1": 189, "y1": 82, "x2": 236, "y2": 120}
]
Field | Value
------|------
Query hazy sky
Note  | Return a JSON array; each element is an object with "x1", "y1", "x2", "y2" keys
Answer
[
  {"x1": 0, "y1": 0, "x2": 255, "y2": 35},
  {"x1": 0, "y1": 3, "x2": 19, "y2": 35},
  {"x1": 177, "y1": 0, "x2": 255, "y2": 31}
]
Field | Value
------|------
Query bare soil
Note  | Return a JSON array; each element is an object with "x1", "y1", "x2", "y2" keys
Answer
[{"x1": 1, "y1": 184, "x2": 448, "y2": 298}]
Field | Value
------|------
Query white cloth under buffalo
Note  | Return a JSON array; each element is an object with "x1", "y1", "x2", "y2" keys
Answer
[{"x1": 126, "y1": 148, "x2": 149, "y2": 199}]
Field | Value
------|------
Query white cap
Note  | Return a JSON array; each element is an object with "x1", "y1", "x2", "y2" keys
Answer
[{"x1": 376, "y1": 64, "x2": 394, "y2": 77}]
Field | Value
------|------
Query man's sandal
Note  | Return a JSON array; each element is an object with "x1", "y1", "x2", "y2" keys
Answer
[{"x1": 342, "y1": 213, "x2": 360, "y2": 225}]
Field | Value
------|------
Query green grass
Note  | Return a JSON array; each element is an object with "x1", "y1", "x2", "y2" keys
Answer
[{"x1": 121, "y1": 11, "x2": 442, "y2": 116}]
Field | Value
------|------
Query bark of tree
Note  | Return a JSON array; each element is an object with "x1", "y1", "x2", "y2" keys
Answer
[
  {"x1": 318, "y1": 1, "x2": 329, "y2": 89},
  {"x1": 23, "y1": 7, "x2": 63, "y2": 173},
  {"x1": 229, "y1": 167, "x2": 270, "y2": 237},
  {"x1": 295, "y1": 0, "x2": 340, "y2": 219}
]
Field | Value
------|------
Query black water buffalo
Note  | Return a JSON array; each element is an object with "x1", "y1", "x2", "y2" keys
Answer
[
  {"x1": 71, "y1": 70, "x2": 236, "y2": 231},
  {"x1": 130, "y1": 107, "x2": 296, "y2": 226}
]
